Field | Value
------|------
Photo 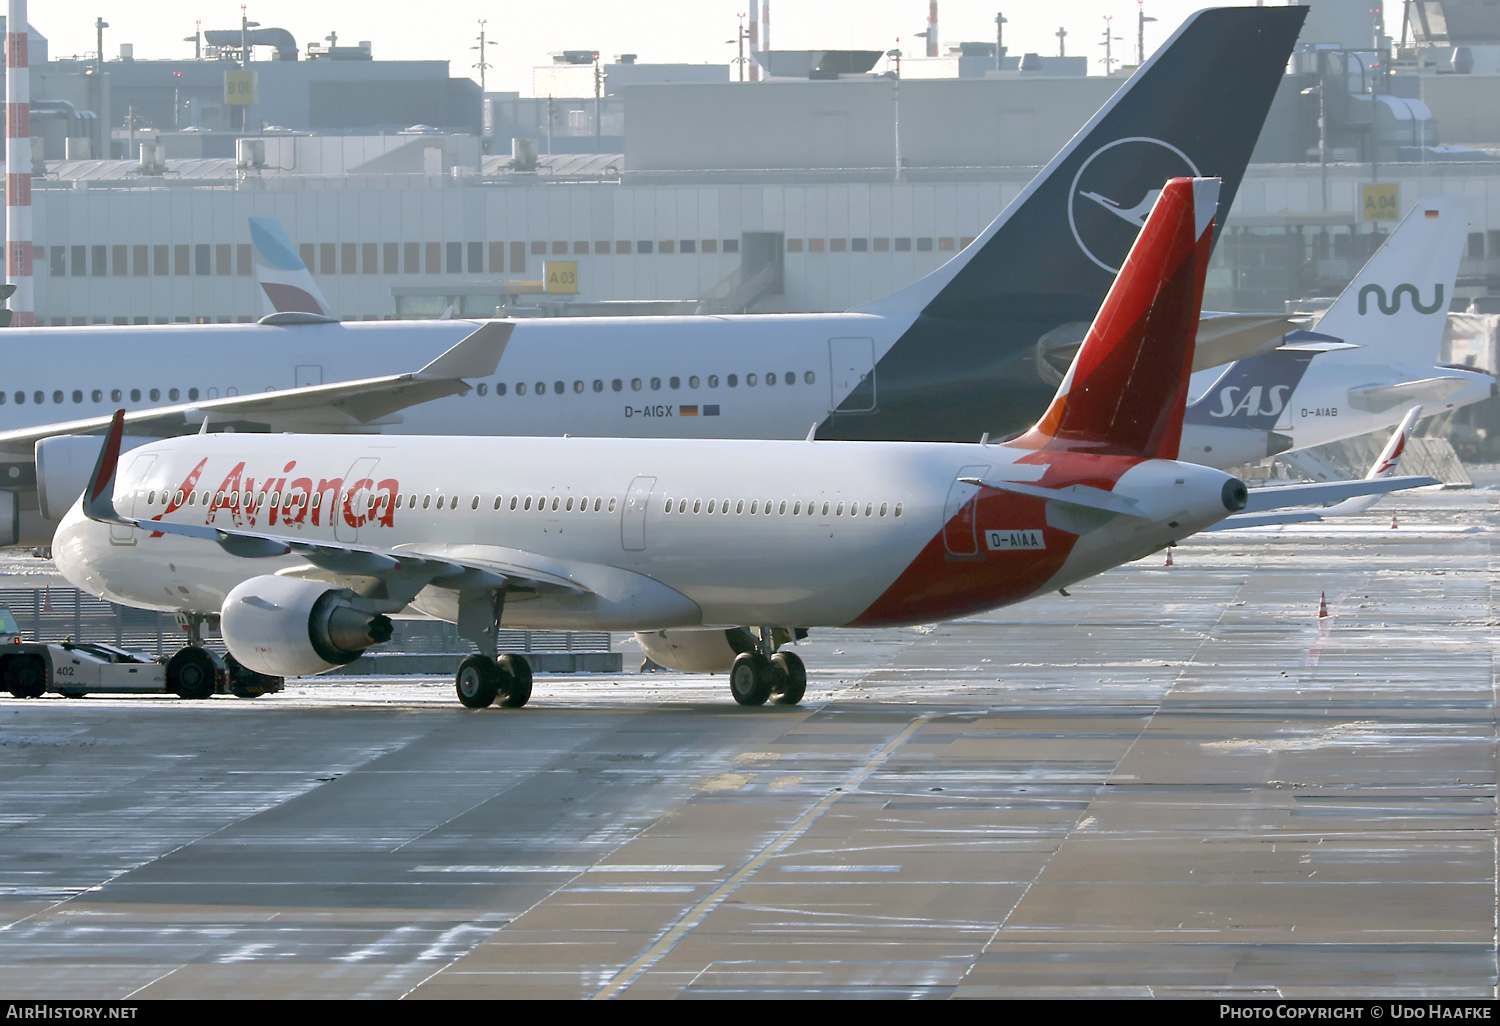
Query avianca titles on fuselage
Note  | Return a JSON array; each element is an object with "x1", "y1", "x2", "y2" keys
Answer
[{"x1": 58, "y1": 180, "x2": 1246, "y2": 685}]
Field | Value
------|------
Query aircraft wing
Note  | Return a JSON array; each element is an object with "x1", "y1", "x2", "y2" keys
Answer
[
  {"x1": 1347, "y1": 377, "x2": 1476, "y2": 414},
  {"x1": 0, "y1": 321, "x2": 512, "y2": 456},
  {"x1": 1192, "y1": 312, "x2": 1312, "y2": 370}
]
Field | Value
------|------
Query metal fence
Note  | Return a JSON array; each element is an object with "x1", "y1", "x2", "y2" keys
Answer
[{"x1": 0, "y1": 587, "x2": 610, "y2": 659}]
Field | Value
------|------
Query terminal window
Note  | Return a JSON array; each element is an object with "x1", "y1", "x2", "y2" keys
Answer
[
  {"x1": 447, "y1": 242, "x2": 463, "y2": 273},
  {"x1": 786, "y1": 239, "x2": 803, "y2": 253},
  {"x1": 723, "y1": 239, "x2": 739, "y2": 254},
  {"x1": 701, "y1": 240, "x2": 717, "y2": 254},
  {"x1": 680, "y1": 240, "x2": 695, "y2": 254},
  {"x1": 72, "y1": 246, "x2": 86, "y2": 275},
  {"x1": 659, "y1": 240, "x2": 675, "y2": 254},
  {"x1": 595, "y1": 241, "x2": 611, "y2": 255},
  {"x1": 342, "y1": 243, "x2": 357, "y2": 274},
  {"x1": 385, "y1": 243, "x2": 400, "y2": 274},
  {"x1": 217, "y1": 244, "x2": 233, "y2": 275},
  {"x1": 403, "y1": 242, "x2": 421, "y2": 274},
  {"x1": 616, "y1": 241, "x2": 632, "y2": 254},
  {"x1": 426, "y1": 242, "x2": 442, "y2": 274},
  {"x1": 92, "y1": 245, "x2": 107, "y2": 275},
  {"x1": 133, "y1": 246, "x2": 148, "y2": 276},
  {"x1": 237, "y1": 244, "x2": 252, "y2": 275},
  {"x1": 469, "y1": 242, "x2": 485, "y2": 273},
  {"x1": 872, "y1": 238, "x2": 890, "y2": 252},
  {"x1": 552, "y1": 241, "x2": 568, "y2": 256},
  {"x1": 916, "y1": 238, "x2": 933, "y2": 252},
  {"x1": 531, "y1": 242, "x2": 547, "y2": 256},
  {"x1": 637, "y1": 241, "x2": 653, "y2": 254},
  {"x1": 195, "y1": 245, "x2": 211, "y2": 276},
  {"x1": 298, "y1": 243, "x2": 314, "y2": 270},
  {"x1": 574, "y1": 242, "x2": 589, "y2": 255},
  {"x1": 938, "y1": 237, "x2": 956, "y2": 251},
  {"x1": 894, "y1": 238, "x2": 912, "y2": 252},
  {"x1": 112, "y1": 245, "x2": 127, "y2": 276},
  {"x1": 320, "y1": 243, "x2": 336, "y2": 275},
  {"x1": 490, "y1": 242, "x2": 505, "y2": 272},
  {"x1": 363, "y1": 243, "x2": 379, "y2": 274},
  {"x1": 154, "y1": 246, "x2": 169, "y2": 275},
  {"x1": 50, "y1": 249, "x2": 65, "y2": 277},
  {"x1": 830, "y1": 239, "x2": 846, "y2": 252},
  {"x1": 808, "y1": 239, "x2": 824, "y2": 253}
]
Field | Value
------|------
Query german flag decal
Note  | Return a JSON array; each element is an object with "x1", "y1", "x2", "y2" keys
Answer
[
  {"x1": 680, "y1": 406, "x2": 699, "y2": 417},
  {"x1": 1426, "y1": 209, "x2": 1440, "y2": 219}
]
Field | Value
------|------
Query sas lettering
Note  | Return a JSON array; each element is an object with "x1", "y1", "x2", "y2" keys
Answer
[
  {"x1": 986, "y1": 529, "x2": 1045, "y2": 551},
  {"x1": 1300, "y1": 407, "x2": 1339, "y2": 418},
  {"x1": 1210, "y1": 385, "x2": 1291, "y2": 420}
]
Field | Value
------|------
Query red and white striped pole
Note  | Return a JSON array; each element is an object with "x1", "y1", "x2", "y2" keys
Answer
[
  {"x1": 748, "y1": 3, "x2": 760, "y2": 81},
  {"x1": 927, "y1": 2, "x2": 939, "y2": 57},
  {"x1": 5, "y1": 0, "x2": 32, "y2": 327},
  {"x1": 761, "y1": 1, "x2": 770, "y2": 58}
]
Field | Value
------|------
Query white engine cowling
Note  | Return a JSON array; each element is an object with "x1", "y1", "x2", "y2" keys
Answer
[
  {"x1": 36, "y1": 434, "x2": 158, "y2": 522},
  {"x1": 220, "y1": 575, "x2": 393, "y2": 678},
  {"x1": 635, "y1": 628, "x2": 756, "y2": 674}
]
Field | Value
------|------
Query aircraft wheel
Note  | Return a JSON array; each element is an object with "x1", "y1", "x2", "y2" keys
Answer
[
  {"x1": 166, "y1": 646, "x2": 218, "y2": 700},
  {"x1": 455, "y1": 654, "x2": 500, "y2": 709},
  {"x1": 497, "y1": 654, "x2": 533, "y2": 709},
  {"x1": 772, "y1": 651, "x2": 807, "y2": 706},
  {"x1": 7, "y1": 657, "x2": 46, "y2": 699},
  {"x1": 730, "y1": 652, "x2": 773, "y2": 707}
]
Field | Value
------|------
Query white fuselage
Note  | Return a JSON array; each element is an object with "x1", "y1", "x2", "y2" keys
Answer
[{"x1": 53, "y1": 433, "x2": 1236, "y2": 632}]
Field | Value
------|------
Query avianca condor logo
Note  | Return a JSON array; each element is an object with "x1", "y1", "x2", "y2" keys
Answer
[
  {"x1": 149, "y1": 459, "x2": 401, "y2": 535},
  {"x1": 1357, "y1": 283, "x2": 1445, "y2": 316},
  {"x1": 1207, "y1": 385, "x2": 1291, "y2": 420}
]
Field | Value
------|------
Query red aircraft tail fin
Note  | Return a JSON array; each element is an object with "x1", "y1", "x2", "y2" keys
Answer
[{"x1": 1015, "y1": 176, "x2": 1217, "y2": 460}]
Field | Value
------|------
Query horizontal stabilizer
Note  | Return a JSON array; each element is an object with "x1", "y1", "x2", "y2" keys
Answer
[
  {"x1": 1238, "y1": 475, "x2": 1438, "y2": 515},
  {"x1": 959, "y1": 476, "x2": 1147, "y2": 518}
]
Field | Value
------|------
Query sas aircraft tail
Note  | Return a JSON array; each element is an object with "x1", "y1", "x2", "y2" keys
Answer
[
  {"x1": 1017, "y1": 177, "x2": 1216, "y2": 461},
  {"x1": 1312, "y1": 196, "x2": 1469, "y2": 365},
  {"x1": 249, "y1": 217, "x2": 338, "y2": 320}
]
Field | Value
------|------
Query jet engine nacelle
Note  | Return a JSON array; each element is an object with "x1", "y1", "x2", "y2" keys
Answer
[
  {"x1": 635, "y1": 628, "x2": 757, "y2": 673},
  {"x1": 36, "y1": 434, "x2": 159, "y2": 522},
  {"x1": 220, "y1": 575, "x2": 393, "y2": 678}
]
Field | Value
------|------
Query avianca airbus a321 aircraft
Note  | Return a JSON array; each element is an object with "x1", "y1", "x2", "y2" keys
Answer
[
  {"x1": 1, "y1": 7, "x2": 1306, "y2": 549},
  {"x1": 52, "y1": 179, "x2": 1431, "y2": 708}
]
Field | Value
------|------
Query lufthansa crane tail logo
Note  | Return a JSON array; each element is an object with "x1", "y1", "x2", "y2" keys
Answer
[
  {"x1": 1357, "y1": 283, "x2": 1445, "y2": 316},
  {"x1": 1068, "y1": 137, "x2": 1201, "y2": 274}
]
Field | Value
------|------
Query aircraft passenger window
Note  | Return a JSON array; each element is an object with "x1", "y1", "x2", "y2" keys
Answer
[
  {"x1": 422, "y1": 495, "x2": 431, "y2": 509},
  {"x1": 566, "y1": 497, "x2": 574, "y2": 511},
  {"x1": 707, "y1": 500, "x2": 715, "y2": 513},
  {"x1": 573, "y1": 381, "x2": 584, "y2": 394},
  {"x1": 51, "y1": 391, "x2": 61, "y2": 404},
  {"x1": 472, "y1": 496, "x2": 480, "y2": 510},
  {"x1": 650, "y1": 378, "x2": 661, "y2": 391},
  {"x1": 149, "y1": 389, "x2": 160, "y2": 402},
  {"x1": 722, "y1": 498, "x2": 729, "y2": 514},
  {"x1": 593, "y1": 498, "x2": 601, "y2": 511},
  {"x1": 708, "y1": 375, "x2": 719, "y2": 388},
  {"x1": 880, "y1": 503, "x2": 888, "y2": 517},
  {"x1": 608, "y1": 498, "x2": 616, "y2": 512},
  {"x1": 493, "y1": 496, "x2": 502, "y2": 510},
  {"x1": 693, "y1": 499, "x2": 701, "y2": 513},
  {"x1": 523, "y1": 497, "x2": 532, "y2": 510},
  {"x1": 510, "y1": 496, "x2": 518, "y2": 510},
  {"x1": 631, "y1": 379, "x2": 642, "y2": 391},
  {"x1": 736, "y1": 500, "x2": 744, "y2": 514},
  {"x1": 727, "y1": 375, "x2": 738, "y2": 387},
  {"x1": 111, "y1": 390, "x2": 122, "y2": 402},
  {"x1": 785, "y1": 371, "x2": 794, "y2": 385},
  {"x1": 747, "y1": 374, "x2": 758, "y2": 387},
  {"x1": 496, "y1": 383, "x2": 507, "y2": 396},
  {"x1": 750, "y1": 501, "x2": 758, "y2": 514},
  {"x1": 127, "y1": 389, "x2": 139, "y2": 402},
  {"x1": 766, "y1": 374, "x2": 776, "y2": 386},
  {"x1": 0, "y1": 394, "x2": 6, "y2": 405},
  {"x1": 822, "y1": 502, "x2": 830, "y2": 515},
  {"x1": 187, "y1": 493, "x2": 196, "y2": 506},
  {"x1": 793, "y1": 501, "x2": 801, "y2": 515},
  {"x1": 554, "y1": 381, "x2": 564, "y2": 395},
  {"x1": 71, "y1": 390, "x2": 82, "y2": 404},
  {"x1": 538, "y1": 382, "x2": 548, "y2": 395},
  {"x1": 146, "y1": 491, "x2": 155, "y2": 505},
  {"x1": 311, "y1": 493, "x2": 321, "y2": 509},
  {"x1": 202, "y1": 491, "x2": 211, "y2": 504},
  {"x1": 593, "y1": 380, "x2": 604, "y2": 393},
  {"x1": 894, "y1": 503, "x2": 903, "y2": 517},
  {"x1": 804, "y1": 372, "x2": 815, "y2": 385},
  {"x1": 675, "y1": 499, "x2": 685, "y2": 513},
  {"x1": 189, "y1": 388, "x2": 198, "y2": 401},
  {"x1": 477, "y1": 384, "x2": 488, "y2": 396},
  {"x1": 779, "y1": 501, "x2": 787, "y2": 514},
  {"x1": 689, "y1": 376, "x2": 700, "y2": 389},
  {"x1": 865, "y1": 503, "x2": 873, "y2": 516},
  {"x1": 612, "y1": 379, "x2": 623, "y2": 392},
  {"x1": 516, "y1": 383, "x2": 527, "y2": 396},
  {"x1": 551, "y1": 497, "x2": 560, "y2": 511},
  {"x1": 670, "y1": 377, "x2": 680, "y2": 390},
  {"x1": 176, "y1": 491, "x2": 186, "y2": 505},
  {"x1": 765, "y1": 501, "x2": 773, "y2": 515},
  {"x1": 836, "y1": 503, "x2": 845, "y2": 515}
]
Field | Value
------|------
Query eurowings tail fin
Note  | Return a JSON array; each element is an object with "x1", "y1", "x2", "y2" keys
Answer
[
  {"x1": 249, "y1": 217, "x2": 338, "y2": 319},
  {"x1": 1311, "y1": 197, "x2": 1468, "y2": 365},
  {"x1": 1014, "y1": 177, "x2": 1216, "y2": 461}
]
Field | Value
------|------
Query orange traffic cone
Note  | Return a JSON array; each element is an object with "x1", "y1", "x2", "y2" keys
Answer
[
  {"x1": 1164, "y1": 547, "x2": 1174, "y2": 567},
  {"x1": 1391, "y1": 513, "x2": 1399, "y2": 530},
  {"x1": 1317, "y1": 592, "x2": 1329, "y2": 619}
]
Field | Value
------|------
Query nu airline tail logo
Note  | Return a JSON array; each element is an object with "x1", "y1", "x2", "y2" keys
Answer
[
  {"x1": 1357, "y1": 283, "x2": 1445, "y2": 316},
  {"x1": 1207, "y1": 385, "x2": 1291, "y2": 421},
  {"x1": 1068, "y1": 137, "x2": 1201, "y2": 274}
]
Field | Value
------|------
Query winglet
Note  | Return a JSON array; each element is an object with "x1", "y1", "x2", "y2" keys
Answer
[
  {"x1": 415, "y1": 321, "x2": 514, "y2": 381},
  {"x1": 1015, "y1": 177, "x2": 1218, "y2": 460},
  {"x1": 81, "y1": 410, "x2": 127, "y2": 524}
]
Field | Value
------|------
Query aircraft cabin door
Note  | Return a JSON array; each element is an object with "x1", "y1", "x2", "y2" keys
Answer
[
  {"x1": 109, "y1": 455, "x2": 157, "y2": 546},
  {"x1": 943, "y1": 465, "x2": 990, "y2": 560},
  {"x1": 621, "y1": 476, "x2": 656, "y2": 552},
  {"x1": 335, "y1": 457, "x2": 380, "y2": 544},
  {"x1": 828, "y1": 337, "x2": 876, "y2": 413}
]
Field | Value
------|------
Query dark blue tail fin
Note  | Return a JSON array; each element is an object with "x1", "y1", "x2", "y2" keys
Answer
[
  {"x1": 1185, "y1": 348, "x2": 1319, "y2": 431},
  {"x1": 828, "y1": 5, "x2": 1307, "y2": 443}
]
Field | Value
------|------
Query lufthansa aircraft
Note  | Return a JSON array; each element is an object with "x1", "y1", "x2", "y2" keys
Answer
[
  {"x1": 4, "y1": 7, "x2": 1305, "y2": 548},
  {"x1": 54, "y1": 179, "x2": 1432, "y2": 707}
]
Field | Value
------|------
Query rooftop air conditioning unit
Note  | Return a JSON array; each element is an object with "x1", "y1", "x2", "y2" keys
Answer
[
  {"x1": 236, "y1": 137, "x2": 266, "y2": 169},
  {"x1": 137, "y1": 141, "x2": 166, "y2": 176}
]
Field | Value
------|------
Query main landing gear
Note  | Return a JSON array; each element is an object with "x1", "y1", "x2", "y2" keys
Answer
[
  {"x1": 455, "y1": 653, "x2": 533, "y2": 710},
  {"x1": 729, "y1": 628, "x2": 807, "y2": 707}
]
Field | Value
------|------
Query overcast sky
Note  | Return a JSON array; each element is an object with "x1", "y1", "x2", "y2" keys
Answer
[{"x1": 31, "y1": 1, "x2": 1311, "y2": 94}]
